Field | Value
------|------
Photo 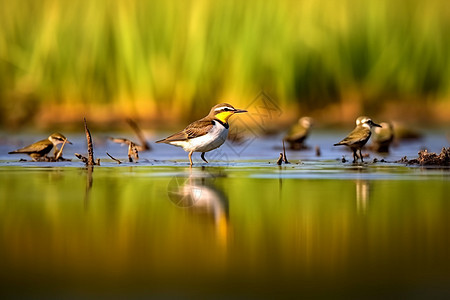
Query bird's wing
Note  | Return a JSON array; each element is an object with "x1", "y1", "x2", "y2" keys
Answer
[
  {"x1": 285, "y1": 125, "x2": 308, "y2": 141},
  {"x1": 10, "y1": 139, "x2": 52, "y2": 154},
  {"x1": 373, "y1": 130, "x2": 393, "y2": 143},
  {"x1": 157, "y1": 119, "x2": 214, "y2": 143},
  {"x1": 336, "y1": 127, "x2": 370, "y2": 145}
]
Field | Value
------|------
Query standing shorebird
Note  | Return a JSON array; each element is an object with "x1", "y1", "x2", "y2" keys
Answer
[
  {"x1": 334, "y1": 116, "x2": 381, "y2": 163},
  {"x1": 8, "y1": 133, "x2": 72, "y2": 161},
  {"x1": 372, "y1": 122, "x2": 394, "y2": 153},
  {"x1": 284, "y1": 116, "x2": 314, "y2": 150},
  {"x1": 156, "y1": 103, "x2": 247, "y2": 166}
]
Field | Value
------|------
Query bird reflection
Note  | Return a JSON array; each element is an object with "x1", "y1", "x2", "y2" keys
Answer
[
  {"x1": 167, "y1": 172, "x2": 229, "y2": 245},
  {"x1": 356, "y1": 180, "x2": 370, "y2": 214}
]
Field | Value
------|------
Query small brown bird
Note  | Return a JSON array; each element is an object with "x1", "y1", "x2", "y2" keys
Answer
[
  {"x1": 156, "y1": 103, "x2": 247, "y2": 166},
  {"x1": 372, "y1": 122, "x2": 394, "y2": 153},
  {"x1": 284, "y1": 117, "x2": 314, "y2": 150},
  {"x1": 8, "y1": 133, "x2": 71, "y2": 161},
  {"x1": 334, "y1": 116, "x2": 381, "y2": 163}
]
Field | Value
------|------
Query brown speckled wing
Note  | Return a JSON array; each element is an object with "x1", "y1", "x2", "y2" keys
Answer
[{"x1": 157, "y1": 119, "x2": 214, "y2": 143}]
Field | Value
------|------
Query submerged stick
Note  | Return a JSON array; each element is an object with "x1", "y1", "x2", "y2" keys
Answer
[{"x1": 126, "y1": 118, "x2": 151, "y2": 151}]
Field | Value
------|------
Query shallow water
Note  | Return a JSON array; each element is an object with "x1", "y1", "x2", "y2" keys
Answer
[{"x1": 0, "y1": 131, "x2": 449, "y2": 297}]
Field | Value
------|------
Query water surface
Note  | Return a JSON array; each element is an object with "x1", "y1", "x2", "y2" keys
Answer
[{"x1": 1, "y1": 131, "x2": 449, "y2": 297}]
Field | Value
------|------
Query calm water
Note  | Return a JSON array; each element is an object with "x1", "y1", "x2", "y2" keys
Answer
[{"x1": 1, "y1": 131, "x2": 449, "y2": 298}]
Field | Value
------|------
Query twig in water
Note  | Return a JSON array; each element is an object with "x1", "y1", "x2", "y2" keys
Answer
[
  {"x1": 107, "y1": 152, "x2": 122, "y2": 164},
  {"x1": 282, "y1": 140, "x2": 290, "y2": 164}
]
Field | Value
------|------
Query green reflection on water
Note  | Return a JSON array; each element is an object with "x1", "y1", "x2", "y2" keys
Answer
[{"x1": 0, "y1": 166, "x2": 449, "y2": 297}]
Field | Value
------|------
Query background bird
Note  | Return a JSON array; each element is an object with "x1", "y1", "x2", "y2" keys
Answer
[
  {"x1": 371, "y1": 122, "x2": 395, "y2": 153},
  {"x1": 284, "y1": 116, "x2": 314, "y2": 150},
  {"x1": 8, "y1": 132, "x2": 71, "y2": 161},
  {"x1": 334, "y1": 116, "x2": 381, "y2": 163},
  {"x1": 156, "y1": 103, "x2": 247, "y2": 166}
]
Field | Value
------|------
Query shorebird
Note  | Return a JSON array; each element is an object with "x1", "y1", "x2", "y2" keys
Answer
[
  {"x1": 372, "y1": 122, "x2": 394, "y2": 153},
  {"x1": 156, "y1": 103, "x2": 247, "y2": 166},
  {"x1": 8, "y1": 133, "x2": 72, "y2": 161},
  {"x1": 334, "y1": 116, "x2": 381, "y2": 163},
  {"x1": 284, "y1": 116, "x2": 314, "y2": 150}
]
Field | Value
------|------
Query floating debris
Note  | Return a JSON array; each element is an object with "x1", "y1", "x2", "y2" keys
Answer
[{"x1": 398, "y1": 147, "x2": 450, "y2": 166}]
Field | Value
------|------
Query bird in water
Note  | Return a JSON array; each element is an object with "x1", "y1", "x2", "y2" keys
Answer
[
  {"x1": 156, "y1": 103, "x2": 247, "y2": 166},
  {"x1": 371, "y1": 122, "x2": 394, "y2": 153},
  {"x1": 284, "y1": 117, "x2": 314, "y2": 150},
  {"x1": 8, "y1": 132, "x2": 72, "y2": 161},
  {"x1": 334, "y1": 116, "x2": 381, "y2": 163}
]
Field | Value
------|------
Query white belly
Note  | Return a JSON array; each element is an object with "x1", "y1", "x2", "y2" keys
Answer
[{"x1": 170, "y1": 122, "x2": 229, "y2": 152}]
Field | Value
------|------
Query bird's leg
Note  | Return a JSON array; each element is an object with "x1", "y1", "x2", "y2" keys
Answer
[
  {"x1": 359, "y1": 149, "x2": 364, "y2": 162},
  {"x1": 352, "y1": 149, "x2": 358, "y2": 163},
  {"x1": 201, "y1": 152, "x2": 209, "y2": 163},
  {"x1": 188, "y1": 151, "x2": 194, "y2": 166}
]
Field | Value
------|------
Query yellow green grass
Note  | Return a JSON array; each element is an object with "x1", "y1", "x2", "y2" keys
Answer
[{"x1": 1, "y1": 0, "x2": 450, "y2": 128}]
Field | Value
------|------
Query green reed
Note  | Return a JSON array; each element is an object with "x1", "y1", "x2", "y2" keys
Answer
[{"x1": 0, "y1": 0, "x2": 449, "y2": 127}]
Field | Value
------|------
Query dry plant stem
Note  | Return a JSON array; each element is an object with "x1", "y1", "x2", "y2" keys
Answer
[
  {"x1": 126, "y1": 118, "x2": 151, "y2": 151},
  {"x1": 282, "y1": 140, "x2": 289, "y2": 164},
  {"x1": 84, "y1": 118, "x2": 95, "y2": 166}
]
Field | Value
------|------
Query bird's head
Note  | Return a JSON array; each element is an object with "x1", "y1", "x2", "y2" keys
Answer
[
  {"x1": 356, "y1": 116, "x2": 382, "y2": 129},
  {"x1": 374, "y1": 122, "x2": 393, "y2": 135},
  {"x1": 48, "y1": 133, "x2": 72, "y2": 146},
  {"x1": 299, "y1": 117, "x2": 314, "y2": 129},
  {"x1": 210, "y1": 103, "x2": 247, "y2": 123}
]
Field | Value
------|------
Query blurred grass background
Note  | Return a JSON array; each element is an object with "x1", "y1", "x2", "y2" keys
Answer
[{"x1": 1, "y1": 0, "x2": 450, "y2": 130}]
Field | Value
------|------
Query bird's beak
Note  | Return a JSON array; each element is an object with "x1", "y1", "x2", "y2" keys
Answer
[
  {"x1": 66, "y1": 139, "x2": 73, "y2": 145},
  {"x1": 372, "y1": 122, "x2": 382, "y2": 128},
  {"x1": 234, "y1": 109, "x2": 247, "y2": 114}
]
